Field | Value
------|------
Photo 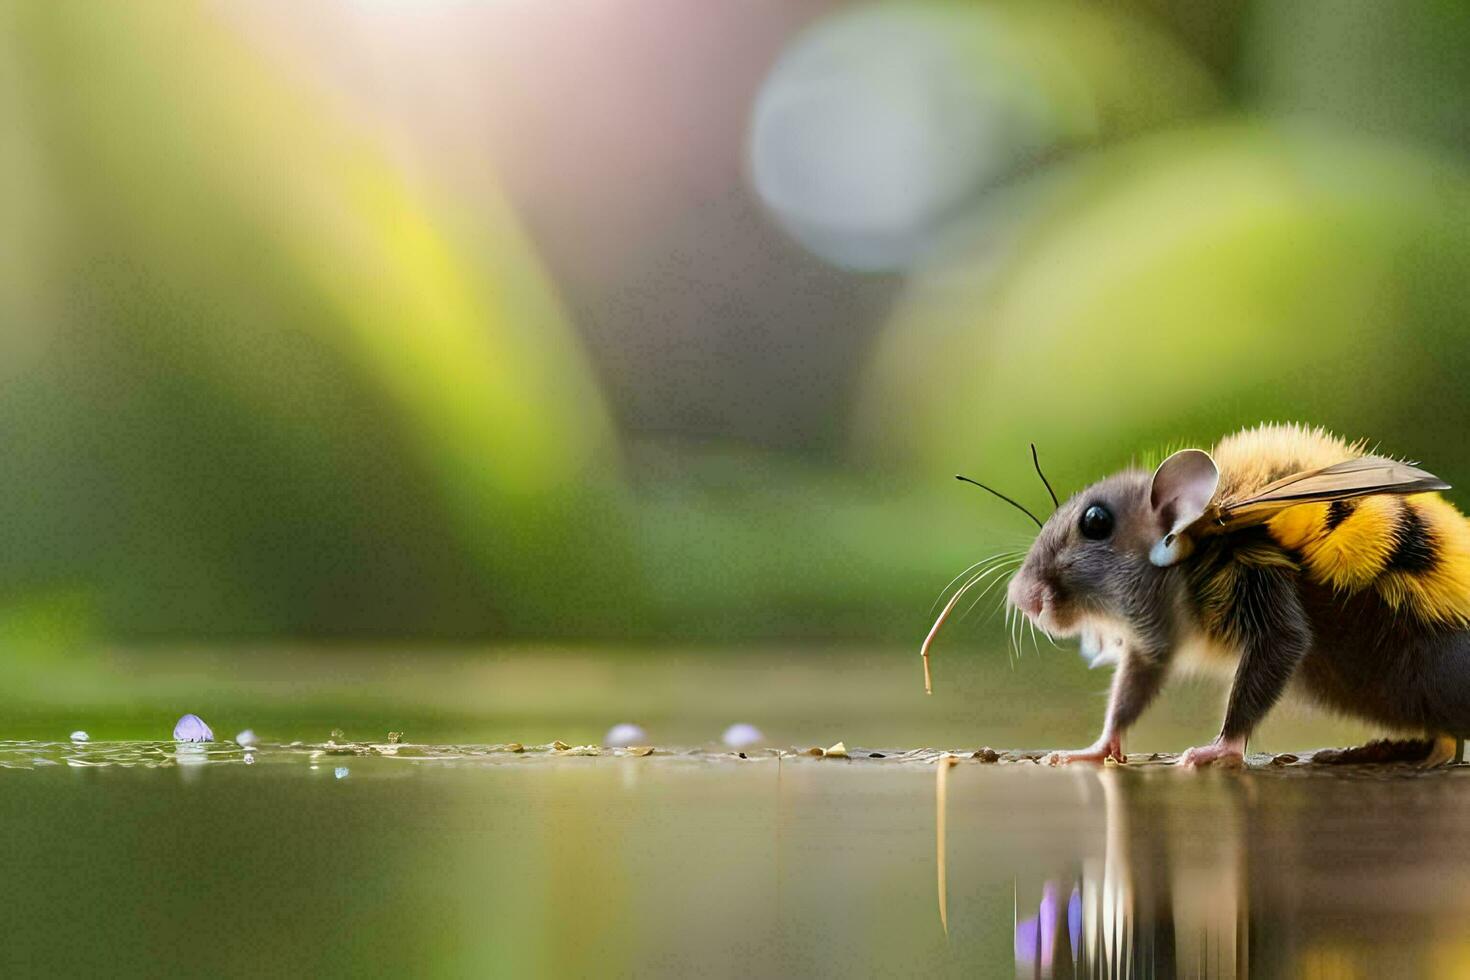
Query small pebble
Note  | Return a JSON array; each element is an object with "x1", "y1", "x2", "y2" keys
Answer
[
  {"x1": 604, "y1": 723, "x2": 648, "y2": 747},
  {"x1": 173, "y1": 714, "x2": 214, "y2": 743},
  {"x1": 334, "y1": 767, "x2": 349, "y2": 779},
  {"x1": 69, "y1": 731, "x2": 89, "y2": 743},
  {"x1": 722, "y1": 723, "x2": 765, "y2": 749},
  {"x1": 235, "y1": 730, "x2": 259, "y2": 748},
  {"x1": 972, "y1": 747, "x2": 1000, "y2": 763}
]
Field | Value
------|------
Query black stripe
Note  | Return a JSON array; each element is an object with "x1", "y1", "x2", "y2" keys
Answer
[
  {"x1": 1387, "y1": 500, "x2": 1437, "y2": 573},
  {"x1": 1324, "y1": 499, "x2": 1355, "y2": 532}
]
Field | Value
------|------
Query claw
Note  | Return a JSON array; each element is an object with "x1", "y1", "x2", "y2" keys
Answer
[
  {"x1": 1177, "y1": 735, "x2": 1246, "y2": 769},
  {"x1": 1043, "y1": 734, "x2": 1124, "y2": 766},
  {"x1": 1419, "y1": 734, "x2": 1459, "y2": 769}
]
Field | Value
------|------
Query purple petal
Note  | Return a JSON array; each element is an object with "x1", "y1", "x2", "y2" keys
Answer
[
  {"x1": 1014, "y1": 915, "x2": 1038, "y2": 964},
  {"x1": 173, "y1": 713, "x2": 214, "y2": 742},
  {"x1": 1068, "y1": 886, "x2": 1082, "y2": 962},
  {"x1": 1039, "y1": 882, "x2": 1059, "y2": 971}
]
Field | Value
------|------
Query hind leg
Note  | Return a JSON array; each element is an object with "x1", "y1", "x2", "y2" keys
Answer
[
  {"x1": 1312, "y1": 735, "x2": 1459, "y2": 767},
  {"x1": 1419, "y1": 734, "x2": 1461, "y2": 768}
]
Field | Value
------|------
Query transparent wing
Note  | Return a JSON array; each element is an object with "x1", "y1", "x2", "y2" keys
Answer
[{"x1": 1207, "y1": 456, "x2": 1450, "y2": 531}]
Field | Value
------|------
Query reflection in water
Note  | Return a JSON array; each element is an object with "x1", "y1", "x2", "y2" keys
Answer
[
  {"x1": 935, "y1": 762, "x2": 1470, "y2": 977},
  {"x1": 936, "y1": 756, "x2": 951, "y2": 936},
  {"x1": 1030, "y1": 770, "x2": 1243, "y2": 978},
  {"x1": 937, "y1": 766, "x2": 1249, "y2": 978},
  {"x1": 1013, "y1": 880, "x2": 1082, "y2": 976}
]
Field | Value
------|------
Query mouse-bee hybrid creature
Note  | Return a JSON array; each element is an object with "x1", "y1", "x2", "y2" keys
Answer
[{"x1": 923, "y1": 423, "x2": 1470, "y2": 768}]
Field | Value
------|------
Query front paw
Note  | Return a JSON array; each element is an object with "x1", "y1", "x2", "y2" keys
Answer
[
  {"x1": 1177, "y1": 737, "x2": 1246, "y2": 769},
  {"x1": 1044, "y1": 735, "x2": 1124, "y2": 766}
]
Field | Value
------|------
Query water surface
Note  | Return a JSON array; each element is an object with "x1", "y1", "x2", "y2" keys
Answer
[{"x1": 3, "y1": 737, "x2": 1469, "y2": 977}]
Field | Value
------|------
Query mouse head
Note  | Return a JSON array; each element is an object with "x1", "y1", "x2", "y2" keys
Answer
[{"x1": 1005, "y1": 450, "x2": 1219, "y2": 638}]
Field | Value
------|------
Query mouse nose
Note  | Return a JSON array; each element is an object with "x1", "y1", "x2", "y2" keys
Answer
[{"x1": 1008, "y1": 577, "x2": 1051, "y2": 619}]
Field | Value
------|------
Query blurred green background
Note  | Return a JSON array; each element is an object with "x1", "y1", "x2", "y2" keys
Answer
[{"x1": 3, "y1": 0, "x2": 1470, "y2": 739}]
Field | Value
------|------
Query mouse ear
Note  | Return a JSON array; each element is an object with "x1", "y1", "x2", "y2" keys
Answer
[{"x1": 1148, "y1": 449, "x2": 1219, "y2": 566}]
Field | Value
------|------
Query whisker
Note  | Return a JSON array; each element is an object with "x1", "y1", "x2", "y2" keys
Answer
[
  {"x1": 1000, "y1": 598, "x2": 1011, "y2": 668},
  {"x1": 1010, "y1": 599, "x2": 1019, "y2": 657},
  {"x1": 983, "y1": 569, "x2": 1019, "y2": 627},
  {"x1": 928, "y1": 553, "x2": 1022, "y2": 616},
  {"x1": 919, "y1": 558, "x2": 1020, "y2": 694},
  {"x1": 1004, "y1": 571, "x2": 1025, "y2": 667},
  {"x1": 958, "y1": 559, "x2": 1023, "y2": 621},
  {"x1": 929, "y1": 560, "x2": 990, "y2": 615}
]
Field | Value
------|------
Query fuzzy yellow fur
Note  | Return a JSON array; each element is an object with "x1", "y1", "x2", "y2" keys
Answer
[
  {"x1": 1211, "y1": 423, "x2": 1366, "y2": 502},
  {"x1": 1210, "y1": 423, "x2": 1470, "y2": 625},
  {"x1": 1378, "y1": 494, "x2": 1470, "y2": 625}
]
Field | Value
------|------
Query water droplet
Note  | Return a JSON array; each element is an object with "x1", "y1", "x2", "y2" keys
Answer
[
  {"x1": 173, "y1": 714, "x2": 214, "y2": 742},
  {"x1": 722, "y1": 723, "x2": 764, "y2": 748},
  {"x1": 604, "y1": 723, "x2": 648, "y2": 747},
  {"x1": 69, "y1": 731, "x2": 89, "y2": 743},
  {"x1": 334, "y1": 767, "x2": 349, "y2": 779},
  {"x1": 234, "y1": 729, "x2": 258, "y2": 748}
]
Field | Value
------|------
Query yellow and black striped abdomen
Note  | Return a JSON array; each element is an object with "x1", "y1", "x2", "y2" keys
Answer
[{"x1": 1268, "y1": 493, "x2": 1470, "y2": 625}]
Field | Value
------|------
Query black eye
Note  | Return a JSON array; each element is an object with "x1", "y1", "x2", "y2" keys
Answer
[{"x1": 1079, "y1": 504, "x2": 1113, "y2": 540}]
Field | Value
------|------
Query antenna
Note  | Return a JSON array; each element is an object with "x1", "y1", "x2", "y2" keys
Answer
[
  {"x1": 955, "y1": 475, "x2": 1043, "y2": 529},
  {"x1": 1030, "y1": 443, "x2": 1060, "y2": 509}
]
